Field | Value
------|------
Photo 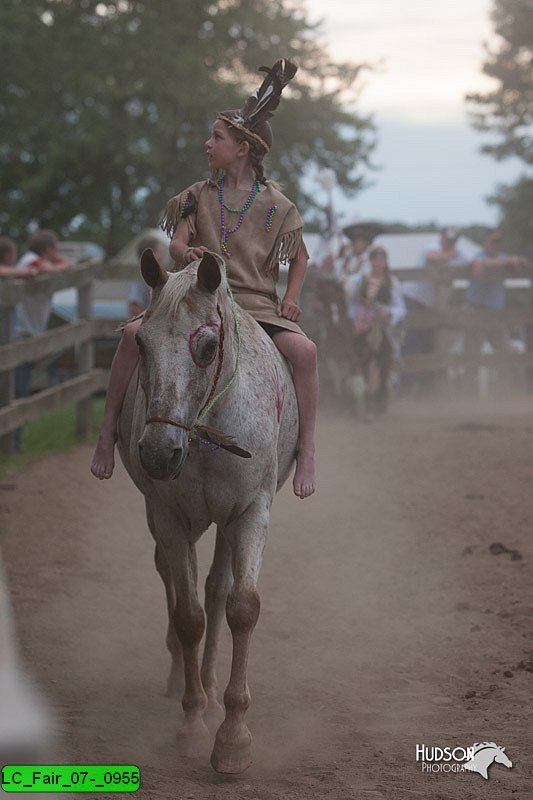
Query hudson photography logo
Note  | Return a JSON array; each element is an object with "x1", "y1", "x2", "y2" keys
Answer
[{"x1": 416, "y1": 741, "x2": 513, "y2": 779}]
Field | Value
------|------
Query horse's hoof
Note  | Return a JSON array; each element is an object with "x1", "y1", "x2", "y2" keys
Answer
[
  {"x1": 175, "y1": 719, "x2": 211, "y2": 758},
  {"x1": 210, "y1": 726, "x2": 252, "y2": 774},
  {"x1": 204, "y1": 703, "x2": 224, "y2": 734}
]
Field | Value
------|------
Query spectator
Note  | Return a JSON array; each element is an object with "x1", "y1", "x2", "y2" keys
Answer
[
  {"x1": 347, "y1": 246, "x2": 406, "y2": 419},
  {"x1": 338, "y1": 221, "x2": 382, "y2": 280},
  {"x1": 463, "y1": 227, "x2": 527, "y2": 379},
  {"x1": 127, "y1": 236, "x2": 167, "y2": 318},
  {"x1": 0, "y1": 237, "x2": 38, "y2": 279},
  {"x1": 402, "y1": 226, "x2": 468, "y2": 392},
  {"x1": 11, "y1": 230, "x2": 71, "y2": 451}
]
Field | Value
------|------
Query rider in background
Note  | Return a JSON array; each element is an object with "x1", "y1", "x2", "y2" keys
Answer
[{"x1": 91, "y1": 59, "x2": 317, "y2": 499}]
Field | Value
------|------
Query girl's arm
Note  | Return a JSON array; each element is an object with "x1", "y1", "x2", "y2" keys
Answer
[
  {"x1": 278, "y1": 243, "x2": 308, "y2": 322},
  {"x1": 169, "y1": 219, "x2": 207, "y2": 268}
]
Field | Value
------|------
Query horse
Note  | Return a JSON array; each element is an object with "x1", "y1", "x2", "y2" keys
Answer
[
  {"x1": 117, "y1": 249, "x2": 299, "y2": 774},
  {"x1": 463, "y1": 742, "x2": 512, "y2": 779}
]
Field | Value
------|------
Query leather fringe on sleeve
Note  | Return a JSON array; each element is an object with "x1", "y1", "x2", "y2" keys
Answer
[
  {"x1": 159, "y1": 190, "x2": 197, "y2": 239},
  {"x1": 263, "y1": 226, "x2": 303, "y2": 276}
]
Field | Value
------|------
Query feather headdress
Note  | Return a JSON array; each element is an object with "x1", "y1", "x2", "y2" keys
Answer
[{"x1": 218, "y1": 58, "x2": 298, "y2": 151}]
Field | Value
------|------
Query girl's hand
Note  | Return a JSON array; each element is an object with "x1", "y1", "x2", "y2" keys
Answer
[
  {"x1": 277, "y1": 297, "x2": 302, "y2": 322},
  {"x1": 183, "y1": 246, "x2": 208, "y2": 264}
]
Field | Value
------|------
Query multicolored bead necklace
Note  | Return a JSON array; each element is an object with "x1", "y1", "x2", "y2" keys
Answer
[
  {"x1": 265, "y1": 205, "x2": 278, "y2": 231},
  {"x1": 217, "y1": 176, "x2": 260, "y2": 257}
]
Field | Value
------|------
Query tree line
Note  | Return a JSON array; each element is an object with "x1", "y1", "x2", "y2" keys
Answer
[
  {"x1": 468, "y1": 0, "x2": 533, "y2": 255},
  {"x1": 0, "y1": 0, "x2": 374, "y2": 254}
]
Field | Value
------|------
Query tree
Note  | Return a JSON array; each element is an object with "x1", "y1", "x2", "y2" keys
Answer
[
  {"x1": 0, "y1": 0, "x2": 374, "y2": 254},
  {"x1": 467, "y1": 0, "x2": 533, "y2": 252}
]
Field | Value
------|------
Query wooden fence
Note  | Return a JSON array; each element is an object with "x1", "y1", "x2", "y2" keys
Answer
[
  {"x1": 0, "y1": 258, "x2": 137, "y2": 453},
  {"x1": 1, "y1": 260, "x2": 532, "y2": 453},
  {"x1": 305, "y1": 262, "x2": 533, "y2": 392}
]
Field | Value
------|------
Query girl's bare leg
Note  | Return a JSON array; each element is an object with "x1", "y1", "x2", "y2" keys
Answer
[
  {"x1": 91, "y1": 319, "x2": 142, "y2": 479},
  {"x1": 272, "y1": 332, "x2": 317, "y2": 499}
]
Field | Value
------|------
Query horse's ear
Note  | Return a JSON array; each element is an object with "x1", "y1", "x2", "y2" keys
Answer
[
  {"x1": 197, "y1": 252, "x2": 222, "y2": 294},
  {"x1": 141, "y1": 248, "x2": 168, "y2": 288}
]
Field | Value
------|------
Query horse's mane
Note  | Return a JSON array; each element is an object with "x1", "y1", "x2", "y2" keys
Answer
[
  {"x1": 471, "y1": 742, "x2": 499, "y2": 752},
  {"x1": 147, "y1": 263, "x2": 230, "y2": 323}
]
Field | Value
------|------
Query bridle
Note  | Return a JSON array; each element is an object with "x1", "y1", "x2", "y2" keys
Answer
[
  {"x1": 145, "y1": 303, "x2": 225, "y2": 439},
  {"x1": 143, "y1": 291, "x2": 250, "y2": 459}
]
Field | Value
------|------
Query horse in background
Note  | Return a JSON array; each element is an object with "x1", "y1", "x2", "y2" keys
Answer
[{"x1": 118, "y1": 250, "x2": 298, "y2": 773}]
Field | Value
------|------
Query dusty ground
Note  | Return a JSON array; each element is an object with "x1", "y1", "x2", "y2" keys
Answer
[{"x1": 1, "y1": 397, "x2": 532, "y2": 799}]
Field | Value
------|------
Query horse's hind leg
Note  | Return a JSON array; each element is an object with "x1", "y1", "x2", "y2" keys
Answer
[
  {"x1": 201, "y1": 527, "x2": 233, "y2": 723},
  {"x1": 211, "y1": 504, "x2": 267, "y2": 774},
  {"x1": 154, "y1": 544, "x2": 183, "y2": 698}
]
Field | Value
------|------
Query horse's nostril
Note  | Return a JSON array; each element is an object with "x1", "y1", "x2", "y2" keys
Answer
[{"x1": 169, "y1": 447, "x2": 183, "y2": 475}]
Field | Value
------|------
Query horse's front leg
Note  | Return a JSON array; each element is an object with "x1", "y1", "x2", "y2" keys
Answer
[
  {"x1": 211, "y1": 503, "x2": 268, "y2": 774},
  {"x1": 146, "y1": 502, "x2": 183, "y2": 698},
  {"x1": 152, "y1": 512, "x2": 210, "y2": 756},
  {"x1": 154, "y1": 543, "x2": 183, "y2": 698},
  {"x1": 201, "y1": 527, "x2": 233, "y2": 723}
]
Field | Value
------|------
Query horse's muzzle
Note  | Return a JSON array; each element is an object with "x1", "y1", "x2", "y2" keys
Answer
[{"x1": 138, "y1": 430, "x2": 189, "y2": 481}]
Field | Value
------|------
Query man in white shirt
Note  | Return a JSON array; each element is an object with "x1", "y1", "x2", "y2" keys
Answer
[{"x1": 338, "y1": 221, "x2": 382, "y2": 280}]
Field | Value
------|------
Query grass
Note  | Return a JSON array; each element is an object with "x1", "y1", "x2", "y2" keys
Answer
[{"x1": 0, "y1": 398, "x2": 104, "y2": 480}]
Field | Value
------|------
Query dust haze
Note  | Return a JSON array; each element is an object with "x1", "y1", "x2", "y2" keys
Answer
[{"x1": 1, "y1": 391, "x2": 532, "y2": 799}]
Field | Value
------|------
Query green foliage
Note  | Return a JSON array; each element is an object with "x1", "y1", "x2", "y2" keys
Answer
[
  {"x1": 0, "y1": 398, "x2": 104, "y2": 480},
  {"x1": 490, "y1": 177, "x2": 533, "y2": 255},
  {"x1": 0, "y1": 0, "x2": 374, "y2": 254},
  {"x1": 467, "y1": 0, "x2": 533, "y2": 251}
]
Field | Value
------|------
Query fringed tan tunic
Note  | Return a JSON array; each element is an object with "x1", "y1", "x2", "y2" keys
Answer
[{"x1": 161, "y1": 180, "x2": 307, "y2": 335}]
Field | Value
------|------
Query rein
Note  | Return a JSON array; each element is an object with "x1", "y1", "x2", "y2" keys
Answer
[{"x1": 145, "y1": 277, "x2": 250, "y2": 459}]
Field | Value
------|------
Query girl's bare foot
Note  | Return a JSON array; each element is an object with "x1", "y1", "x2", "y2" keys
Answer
[
  {"x1": 293, "y1": 449, "x2": 315, "y2": 499},
  {"x1": 91, "y1": 434, "x2": 117, "y2": 480}
]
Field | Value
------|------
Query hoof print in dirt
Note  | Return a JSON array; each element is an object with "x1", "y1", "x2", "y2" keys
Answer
[{"x1": 489, "y1": 542, "x2": 523, "y2": 560}]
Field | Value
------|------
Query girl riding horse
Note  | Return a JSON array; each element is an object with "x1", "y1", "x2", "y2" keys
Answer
[{"x1": 91, "y1": 59, "x2": 316, "y2": 499}]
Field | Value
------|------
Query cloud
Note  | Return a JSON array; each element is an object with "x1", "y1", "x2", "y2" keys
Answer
[{"x1": 305, "y1": 0, "x2": 497, "y2": 123}]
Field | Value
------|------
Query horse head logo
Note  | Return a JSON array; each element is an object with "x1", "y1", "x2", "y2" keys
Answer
[{"x1": 464, "y1": 742, "x2": 512, "y2": 780}]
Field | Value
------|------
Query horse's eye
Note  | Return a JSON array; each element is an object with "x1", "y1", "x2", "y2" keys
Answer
[
  {"x1": 189, "y1": 324, "x2": 219, "y2": 367},
  {"x1": 194, "y1": 337, "x2": 218, "y2": 367}
]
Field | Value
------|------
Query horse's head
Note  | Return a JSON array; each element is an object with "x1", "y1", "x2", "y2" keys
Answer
[
  {"x1": 135, "y1": 249, "x2": 228, "y2": 480},
  {"x1": 464, "y1": 742, "x2": 512, "y2": 780},
  {"x1": 493, "y1": 746, "x2": 512, "y2": 769}
]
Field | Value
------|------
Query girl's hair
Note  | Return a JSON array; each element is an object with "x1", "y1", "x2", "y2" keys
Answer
[
  {"x1": 365, "y1": 247, "x2": 392, "y2": 299},
  {"x1": 28, "y1": 229, "x2": 58, "y2": 255}
]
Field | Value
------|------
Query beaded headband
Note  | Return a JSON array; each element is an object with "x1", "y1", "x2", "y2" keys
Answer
[
  {"x1": 217, "y1": 58, "x2": 298, "y2": 153},
  {"x1": 217, "y1": 113, "x2": 271, "y2": 152}
]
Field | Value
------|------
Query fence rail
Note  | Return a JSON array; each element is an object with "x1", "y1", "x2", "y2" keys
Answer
[
  {"x1": 0, "y1": 258, "x2": 140, "y2": 453},
  {"x1": 1, "y1": 259, "x2": 532, "y2": 451}
]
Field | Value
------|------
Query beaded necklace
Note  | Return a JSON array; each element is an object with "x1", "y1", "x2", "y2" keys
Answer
[{"x1": 217, "y1": 176, "x2": 260, "y2": 257}]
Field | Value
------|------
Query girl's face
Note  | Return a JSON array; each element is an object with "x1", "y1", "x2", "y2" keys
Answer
[{"x1": 205, "y1": 120, "x2": 247, "y2": 171}]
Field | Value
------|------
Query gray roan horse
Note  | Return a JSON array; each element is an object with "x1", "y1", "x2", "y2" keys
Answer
[{"x1": 118, "y1": 249, "x2": 298, "y2": 773}]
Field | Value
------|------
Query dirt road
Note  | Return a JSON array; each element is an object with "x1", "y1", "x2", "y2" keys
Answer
[{"x1": 1, "y1": 399, "x2": 532, "y2": 799}]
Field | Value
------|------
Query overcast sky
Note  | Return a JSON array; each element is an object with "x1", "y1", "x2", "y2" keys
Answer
[{"x1": 304, "y1": 0, "x2": 524, "y2": 226}]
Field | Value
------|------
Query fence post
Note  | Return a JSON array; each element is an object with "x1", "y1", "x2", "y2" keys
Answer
[
  {"x1": 432, "y1": 263, "x2": 451, "y2": 393},
  {"x1": 75, "y1": 282, "x2": 94, "y2": 440},
  {"x1": 0, "y1": 308, "x2": 16, "y2": 454}
]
